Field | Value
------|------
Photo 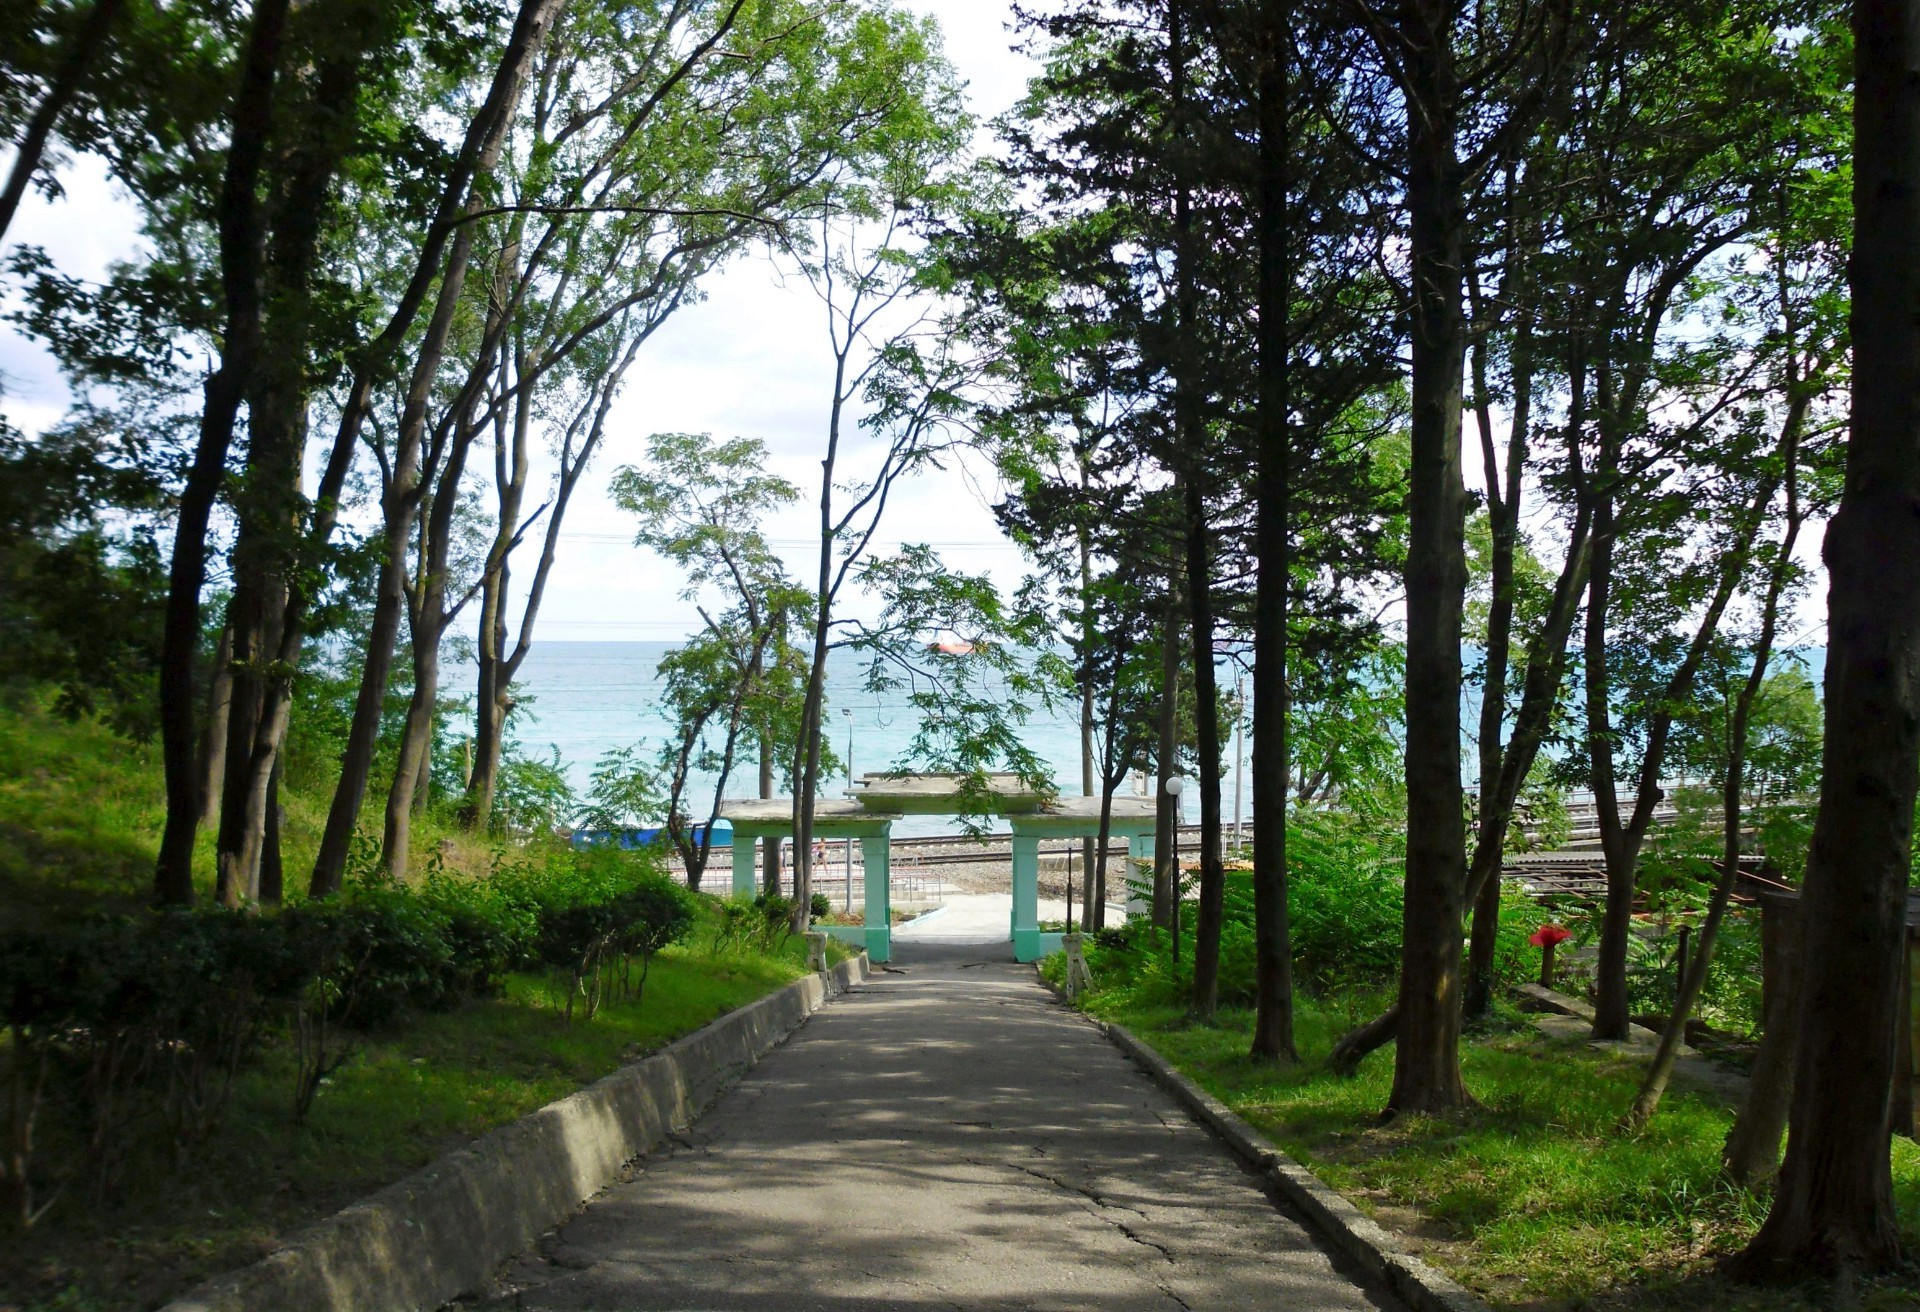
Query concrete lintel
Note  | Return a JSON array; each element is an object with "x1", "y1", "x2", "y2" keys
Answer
[
  {"x1": 1008, "y1": 815, "x2": 1154, "y2": 841},
  {"x1": 727, "y1": 815, "x2": 900, "y2": 841}
]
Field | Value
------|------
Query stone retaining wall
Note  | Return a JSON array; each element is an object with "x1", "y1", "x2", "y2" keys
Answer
[{"x1": 164, "y1": 954, "x2": 869, "y2": 1312}]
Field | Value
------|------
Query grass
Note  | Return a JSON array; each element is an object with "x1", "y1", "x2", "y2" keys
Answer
[
  {"x1": 1048, "y1": 956, "x2": 1920, "y2": 1311},
  {"x1": 3, "y1": 925, "x2": 836, "y2": 1312},
  {"x1": 0, "y1": 694, "x2": 851, "y2": 1311},
  {"x1": 0, "y1": 692, "x2": 185, "y2": 922}
]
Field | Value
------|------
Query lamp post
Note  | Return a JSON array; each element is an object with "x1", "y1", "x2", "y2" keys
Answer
[{"x1": 842, "y1": 708, "x2": 854, "y2": 912}]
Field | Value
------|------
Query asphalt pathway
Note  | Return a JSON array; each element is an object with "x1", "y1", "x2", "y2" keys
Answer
[{"x1": 475, "y1": 942, "x2": 1403, "y2": 1312}]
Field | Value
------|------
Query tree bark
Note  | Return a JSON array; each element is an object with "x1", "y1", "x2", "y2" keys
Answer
[
  {"x1": 310, "y1": 8, "x2": 555, "y2": 895},
  {"x1": 1628, "y1": 404, "x2": 1805, "y2": 1128},
  {"x1": 152, "y1": 0, "x2": 291, "y2": 906},
  {"x1": 383, "y1": 404, "x2": 479, "y2": 879},
  {"x1": 196, "y1": 625, "x2": 234, "y2": 830},
  {"x1": 759, "y1": 730, "x2": 779, "y2": 895},
  {"x1": 1462, "y1": 218, "x2": 1530, "y2": 1019},
  {"x1": 258, "y1": 755, "x2": 284, "y2": 906},
  {"x1": 1724, "y1": 895, "x2": 1801, "y2": 1187},
  {"x1": 1249, "y1": 0, "x2": 1296, "y2": 1062},
  {"x1": 1732, "y1": 0, "x2": 1920, "y2": 1273},
  {"x1": 1587, "y1": 466, "x2": 1781, "y2": 1039},
  {"x1": 1388, "y1": 2, "x2": 1471, "y2": 1116},
  {"x1": 1079, "y1": 515, "x2": 1098, "y2": 910},
  {"x1": 1185, "y1": 480, "x2": 1226, "y2": 1021},
  {"x1": 217, "y1": 56, "x2": 357, "y2": 903}
]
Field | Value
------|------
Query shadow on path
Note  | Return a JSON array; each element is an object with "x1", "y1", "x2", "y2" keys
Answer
[{"x1": 466, "y1": 942, "x2": 1404, "y2": 1312}]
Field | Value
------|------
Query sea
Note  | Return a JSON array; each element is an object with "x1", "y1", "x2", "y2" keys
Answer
[
  {"x1": 459, "y1": 641, "x2": 1825, "y2": 842},
  {"x1": 466, "y1": 641, "x2": 1206, "y2": 839}
]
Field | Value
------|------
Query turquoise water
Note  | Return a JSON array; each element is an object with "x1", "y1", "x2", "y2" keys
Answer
[
  {"x1": 461, "y1": 641, "x2": 1821, "y2": 839},
  {"x1": 470, "y1": 641, "x2": 1206, "y2": 838}
]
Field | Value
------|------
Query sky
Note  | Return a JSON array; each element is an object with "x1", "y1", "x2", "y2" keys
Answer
[
  {"x1": 0, "y1": 1, "x2": 1047, "y2": 644},
  {"x1": 524, "y1": 0, "x2": 1045, "y2": 641},
  {"x1": 0, "y1": 1, "x2": 1833, "y2": 651}
]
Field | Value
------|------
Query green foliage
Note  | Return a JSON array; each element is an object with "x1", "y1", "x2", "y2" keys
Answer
[
  {"x1": 710, "y1": 892, "x2": 801, "y2": 957},
  {"x1": 850, "y1": 545, "x2": 1069, "y2": 827},
  {"x1": 577, "y1": 743, "x2": 661, "y2": 832},
  {"x1": 1051, "y1": 812, "x2": 1549, "y2": 1012},
  {"x1": 492, "y1": 746, "x2": 576, "y2": 838},
  {"x1": 0, "y1": 841, "x2": 698, "y2": 1224},
  {"x1": 0, "y1": 417, "x2": 168, "y2": 738},
  {"x1": 2, "y1": 909, "x2": 822, "y2": 1307}
]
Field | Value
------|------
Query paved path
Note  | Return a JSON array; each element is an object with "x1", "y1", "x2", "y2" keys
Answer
[
  {"x1": 476, "y1": 943, "x2": 1401, "y2": 1312},
  {"x1": 894, "y1": 893, "x2": 1130, "y2": 944}
]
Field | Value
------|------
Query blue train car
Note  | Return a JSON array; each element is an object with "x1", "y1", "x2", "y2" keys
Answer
[{"x1": 571, "y1": 822, "x2": 733, "y2": 851}]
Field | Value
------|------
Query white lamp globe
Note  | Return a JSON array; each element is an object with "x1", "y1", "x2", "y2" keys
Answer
[{"x1": 1164, "y1": 776, "x2": 1184, "y2": 797}]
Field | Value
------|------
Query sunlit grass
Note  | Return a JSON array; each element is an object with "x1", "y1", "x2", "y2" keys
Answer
[{"x1": 1073, "y1": 987, "x2": 1920, "y2": 1310}]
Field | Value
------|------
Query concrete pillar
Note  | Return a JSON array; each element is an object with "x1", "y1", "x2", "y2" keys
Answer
[
  {"x1": 732, "y1": 827, "x2": 762, "y2": 899},
  {"x1": 861, "y1": 832, "x2": 892, "y2": 964},
  {"x1": 1011, "y1": 831, "x2": 1041, "y2": 961}
]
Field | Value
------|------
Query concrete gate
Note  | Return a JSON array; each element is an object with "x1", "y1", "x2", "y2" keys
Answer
[{"x1": 720, "y1": 775, "x2": 1157, "y2": 964}]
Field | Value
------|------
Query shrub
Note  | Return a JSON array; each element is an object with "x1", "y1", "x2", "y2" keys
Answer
[
  {"x1": 1045, "y1": 812, "x2": 1553, "y2": 1014},
  {"x1": 810, "y1": 892, "x2": 831, "y2": 921},
  {"x1": 0, "y1": 841, "x2": 699, "y2": 1224}
]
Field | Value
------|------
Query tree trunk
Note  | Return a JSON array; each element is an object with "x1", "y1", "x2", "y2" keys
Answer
[
  {"x1": 258, "y1": 755, "x2": 284, "y2": 906},
  {"x1": 1583, "y1": 493, "x2": 1637, "y2": 1040},
  {"x1": 0, "y1": 0, "x2": 126, "y2": 244},
  {"x1": 312, "y1": 0, "x2": 559, "y2": 896},
  {"x1": 152, "y1": 0, "x2": 291, "y2": 906},
  {"x1": 214, "y1": 570, "x2": 281, "y2": 906},
  {"x1": 1588, "y1": 464, "x2": 1781, "y2": 1039},
  {"x1": 213, "y1": 25, "x2": 371, "y2": 907},
  {"x1": 1249, "y1": 0, "x2": 1295, "y2": 1063},
  {"x1": 1388, "y1": 6, "x2": 1471, "y2": 1117},
  {"x1": 1724, "y1": 896, "x2": 1802, "y2": 1187},
  {"x1": 1079, "y1": 518, "x2": 1098, "y2": 909},
  {"x1": 196, "y1": 625, "x2": 234, "y2": 830},
  {"x1": 1733, "y1": 2, "x2": 1920, "y2": 1272},
  {"x1": 760, "y1": 732, "x2": 779, "y2": 896},
  {"x1": 461, "y1": 337, "x2": 529, "y2": 834},
  {"x1": 384, "y1": 412, "x2": 476, "y2": 880},
  {"x1": 1462, "y1": 230, "x2": 1529, "y2": 1019},
  {"x1": 1152, "y1": 584, "x2": 1182, "y2": 930},
  {"x1": 1629, "y1": 407, "x2": 1804, "y2": 1129},
  {"x1": 1186, "y1": 481, "x2": 1226, "y2": 1021}
]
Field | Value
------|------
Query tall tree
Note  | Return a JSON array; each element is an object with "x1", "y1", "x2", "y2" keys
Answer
[
  {"x1": 1732, "y1": 0, "x2": 1920, "y2": 1277},
  {"x1": 152, "y1": 0, "x2": 293, "y2": 904},
  {"x1": 1336, "y1": 0, "x2": 1576, "y2": 1114}
]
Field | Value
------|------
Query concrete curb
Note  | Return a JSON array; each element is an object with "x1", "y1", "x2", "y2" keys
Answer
[
  {"x1": 1034, "y1": 968, "x2": 1487, "y2": 1312},
  {"x1": 163, "y1": 954, "x2": 870, "y2": 1312}
]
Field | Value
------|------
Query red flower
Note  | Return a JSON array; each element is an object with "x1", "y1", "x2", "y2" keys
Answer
[{"x1": 1529, "y1": 923, "x2": 1572, "y2": 948}]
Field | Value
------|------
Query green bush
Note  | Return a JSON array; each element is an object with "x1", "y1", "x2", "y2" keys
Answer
[
  {"x1": 0, "y1": 842, "x2": 699, "y2": 1224},
  {"x1": 1044, "y1": 812, "x2": 1550, "y2": 1013}
]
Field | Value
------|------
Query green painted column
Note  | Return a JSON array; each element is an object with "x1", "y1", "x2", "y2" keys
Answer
[
  {"x1": 731, "y1": 826, "x2": 763, "y2": 899},
  {"x1": 861, "y1": 831, "x2": 892, "y2": 963},
  {"x1": 1011, "y1": 832, "x2": 1041, "y2": 961}
]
